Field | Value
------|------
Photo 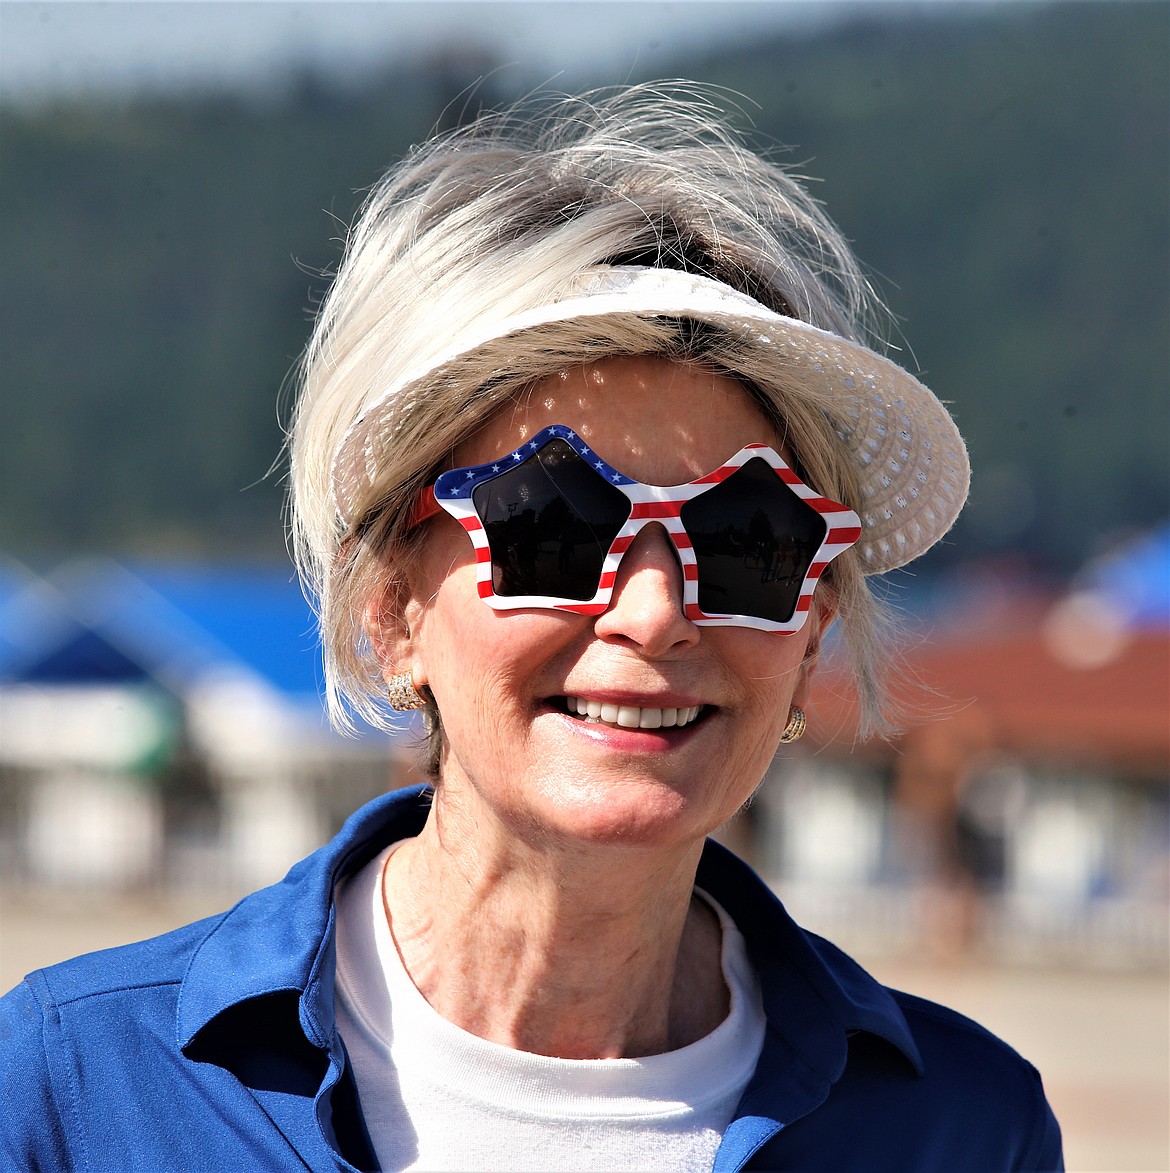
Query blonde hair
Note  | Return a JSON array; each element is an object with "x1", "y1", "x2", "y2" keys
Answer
[{"x1": 290, "y1": 83, "x2": 896, "y2": 755}]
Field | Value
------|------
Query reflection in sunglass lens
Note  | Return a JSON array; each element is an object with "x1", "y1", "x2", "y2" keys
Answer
[
  {"x1": 680, "y1": 458, "x2": 828, "y2": 623},
  {"x1": 472, "y1": 440, "x2": 631, "y2": 600}
]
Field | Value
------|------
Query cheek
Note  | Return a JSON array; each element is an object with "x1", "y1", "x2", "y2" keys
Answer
[
  {"x1": 722, "y1": 628, "x2": 811, "y2": 697},
  {"x1": 720, "y1": 629, "x2": 811, "y2": 744},
  {"x1": 416, "y1": 605, "x2": 519, "y2": 765},
  {"x1": 413, "y1": 564, "x2": 572, "y2": 720}
]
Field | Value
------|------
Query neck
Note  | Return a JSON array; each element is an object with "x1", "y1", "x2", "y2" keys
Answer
[{"x1": 381, "y1": 787, "x2": 728, "y2": 1059}]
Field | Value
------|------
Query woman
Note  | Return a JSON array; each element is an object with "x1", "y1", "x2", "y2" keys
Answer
[{"x1": 1, "y1": 86, "x2": 1062, "y2": 1171}]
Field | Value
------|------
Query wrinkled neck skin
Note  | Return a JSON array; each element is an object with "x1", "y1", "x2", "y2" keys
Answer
[{"x1": 380, "y1": 775, "x2": 729, "y2": 1061}]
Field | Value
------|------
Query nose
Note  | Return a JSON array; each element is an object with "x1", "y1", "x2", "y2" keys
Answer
[{"x1": 593, "y1": 524, "x2": 700, "y2": 655}]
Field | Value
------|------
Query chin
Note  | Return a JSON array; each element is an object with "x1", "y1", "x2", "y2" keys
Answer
[{"x1": 526, "y1": 774, "x2": 723, "y2": 854}]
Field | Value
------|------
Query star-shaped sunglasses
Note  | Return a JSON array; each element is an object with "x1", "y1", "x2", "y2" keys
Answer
[{"x1": 410, "y1": 425, "x2": 861, "y2": 633}]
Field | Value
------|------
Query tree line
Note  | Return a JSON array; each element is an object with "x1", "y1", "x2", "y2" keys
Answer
[{"x1": 1, "y1": 1, "x2": 1165, "y2": 579}]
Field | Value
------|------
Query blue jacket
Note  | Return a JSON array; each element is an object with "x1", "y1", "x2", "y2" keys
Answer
[{"x1": 1, "y1": 785, "x2": 1062, "y2": 1172}]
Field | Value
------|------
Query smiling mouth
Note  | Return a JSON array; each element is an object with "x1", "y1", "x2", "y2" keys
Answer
[{"x1": 553, "y1": 696, "x2": 710, "y2": 730}]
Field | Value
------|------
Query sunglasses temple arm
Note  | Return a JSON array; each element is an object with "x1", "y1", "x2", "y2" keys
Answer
[{"x1": 407, "y1": 485, "x2": 443, "y2": 529}]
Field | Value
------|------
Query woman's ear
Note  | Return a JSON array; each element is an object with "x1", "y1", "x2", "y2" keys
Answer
[
  {"x1": 365, "y1": 566, "x2": 434, "y2": 693},
  {"x1": 363, "y1": 576, "x2": 414, "y2": 673}
]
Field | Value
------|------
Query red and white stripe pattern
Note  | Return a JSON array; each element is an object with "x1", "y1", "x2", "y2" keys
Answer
[{"x1": 431, "y1": 426, "x2": 861, "y2": 634}]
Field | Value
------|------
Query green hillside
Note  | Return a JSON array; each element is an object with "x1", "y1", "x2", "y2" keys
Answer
[{"x1": 1, "y1": 2, "x2": 1166, "y2": 575}]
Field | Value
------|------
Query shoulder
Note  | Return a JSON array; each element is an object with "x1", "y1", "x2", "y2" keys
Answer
[
  {"x1": 0, "y1": 913, "x2": 226, "y2": 1171},
  {"x1": 886, "y1": 986, "x2": 1050, "y2": 1099},
  {"x1": 5, "y1": 911, "x2": 227, "y2": 1013},
  {"x1": 0, "y1": 911, "x2": 230, "y2": 1080},
  {"x1": 833, "y1": 988, "x2": 1062, "y2": 1171},
  {"x1": 745, "y1": 982, "x2": 1063, "y2": 1171},
  {"x1": 0, "y1": 791, "x2": 424, "y2": 1172}
]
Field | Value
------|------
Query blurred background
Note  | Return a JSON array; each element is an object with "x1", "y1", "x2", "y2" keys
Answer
[{"x1": 1, "y1": 2, "x2": 1166, "y2": 1168}]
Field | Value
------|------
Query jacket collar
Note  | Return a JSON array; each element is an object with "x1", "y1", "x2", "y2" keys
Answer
[
  {"x1": 698, "y1": 840, "x2": 922, "y2": 1081},
  {"x1": 177, "y1": 785, "x2": 433, "y2": 1054},
  {"x1": 177, "y1": 784, "x2": 921, "y2": 1085}
]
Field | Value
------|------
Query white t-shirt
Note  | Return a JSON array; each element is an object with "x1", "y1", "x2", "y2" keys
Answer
[{"x1": 334, "y1": 844, "x2": 766, "y2": 1172}]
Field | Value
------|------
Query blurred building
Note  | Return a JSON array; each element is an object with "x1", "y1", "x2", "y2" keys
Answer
[
  {"x1": 762, "y1": 527, "x2": 1170, "y2": 969},
  {"x1": 3, "y1": 531, "x2": 1167, "y2": 969},
  {"x1": 0, "y1": 560, "x2": 418, "y2": 892}
]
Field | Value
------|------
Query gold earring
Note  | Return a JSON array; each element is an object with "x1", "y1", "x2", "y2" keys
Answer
[
  {"x1": 779, "y1": 706, "x2": 806, "y2": 744},
  {"x1": 387, "y1": 672, "x2": 428, "y2": 711}
]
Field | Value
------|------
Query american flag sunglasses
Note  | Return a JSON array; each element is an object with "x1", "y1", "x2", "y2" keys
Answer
[{"x1": 410, "y1": 425, "x2": 862, "y2": 633}]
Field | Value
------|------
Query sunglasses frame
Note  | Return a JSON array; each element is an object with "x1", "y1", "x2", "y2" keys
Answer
[{"x1": 411, "y1": 424, "x2": 862, "y2": 633}]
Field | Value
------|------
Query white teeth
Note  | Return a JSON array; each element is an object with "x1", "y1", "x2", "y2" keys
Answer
[
  {"x1": 563, "y1": 698, "x2": 704, "y2": 729},
  {"x1": 617, "y1": 705, "x2": 641, "y2": 728}
]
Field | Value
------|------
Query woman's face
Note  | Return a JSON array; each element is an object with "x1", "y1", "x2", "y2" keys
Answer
[{"x1": 385, "y1": 356, "x2": 830, "y2": 854}]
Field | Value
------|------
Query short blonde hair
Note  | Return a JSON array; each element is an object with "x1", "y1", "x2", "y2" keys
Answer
[{"x1": 290, "y1": 83, "x2": 898, "y2": 751}]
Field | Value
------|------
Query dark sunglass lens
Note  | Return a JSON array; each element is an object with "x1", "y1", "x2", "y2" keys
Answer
[
  {"x1": 680, "y1": 458, "x2": 828, "y2": 623},
  {"x1": 472, "y1": 439, "x2": 631, "y2": 600}
]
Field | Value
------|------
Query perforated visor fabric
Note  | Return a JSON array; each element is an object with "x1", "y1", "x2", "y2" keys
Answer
[{"x1": 331, "y1": 268, "x2": 971, "y2": 574}]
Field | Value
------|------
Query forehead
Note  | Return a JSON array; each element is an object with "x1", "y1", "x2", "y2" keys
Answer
[{"x1": 455, "y1": 356, "x2": 784, "y2": 486}]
